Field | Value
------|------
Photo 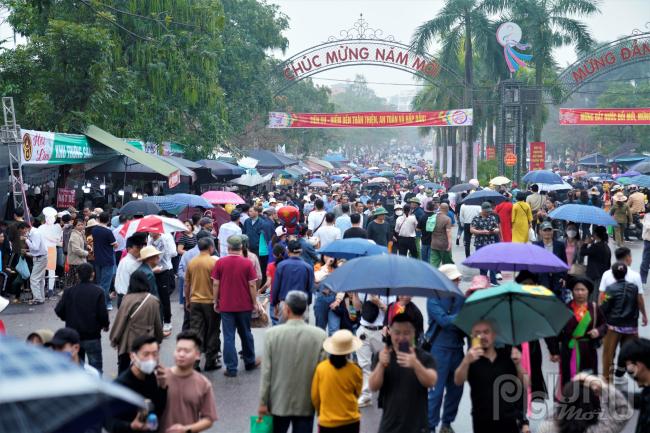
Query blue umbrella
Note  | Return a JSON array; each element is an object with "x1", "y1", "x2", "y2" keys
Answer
[
  {"x1": 463, "y1": 243, "x2": 570, "y2": 273},
  {"x1": 309, "y1": 178, "x2": 325, "y2": 184},
  {"x1": 461, "y1": 189, "x2": 506, "y2": 206},
  {"x1": 522, "y1": 170, "x2": 564, "y2": 185},
  {"x1": 323, "y1": 254, "x2": 463, "y2": 297},
  {"x1": 627, "y1": 174, "x2": 650, "y2": 189},
  {"x1": 330, "y1": 174, "x2": 345, "y2": 181},
  {"x1": 422, "y1": 182, "x2": 443, "y2": 190},
  {"x1": 0, "y1": 336, "x2": 144, "y2": 433},
  {"x1": 548, "y1": 204, "x2": 618, "y2": 226},
  {"x1": 144, "y1": 194, "x2": 213, "y2": 213},
  {"x1": 317, "y1": 238, "x2": 388, "y2": 260}
]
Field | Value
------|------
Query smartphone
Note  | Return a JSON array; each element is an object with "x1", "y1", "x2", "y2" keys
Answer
[
  {"x1": 471, "y1": 336, "x2": 481, "y2": 349},
  {"x1": 398, "y1": 341, "x2": 410, "y2": 353}
]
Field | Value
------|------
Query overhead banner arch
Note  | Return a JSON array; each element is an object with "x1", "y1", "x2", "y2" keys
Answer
[{"x1": 271, "y1": 15, "x2": 465, "y2": 101}]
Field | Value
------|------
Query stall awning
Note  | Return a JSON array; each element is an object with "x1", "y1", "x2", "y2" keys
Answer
[{"x1": 85, "y1": 125, "x2": 181, "y2": 187}]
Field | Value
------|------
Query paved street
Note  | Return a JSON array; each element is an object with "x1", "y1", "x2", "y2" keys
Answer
[{"x1": 3, "y1": 235, "x2": 648, "y2": 433}]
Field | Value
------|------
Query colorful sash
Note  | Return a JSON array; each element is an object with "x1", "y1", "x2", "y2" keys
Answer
[{"x1": 568, "y1": 308, "x2": 592, "y2": 378}]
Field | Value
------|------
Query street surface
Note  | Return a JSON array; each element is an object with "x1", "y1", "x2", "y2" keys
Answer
[{"x1": 3, "y1": 235, "x2": 647, "y2": 433}]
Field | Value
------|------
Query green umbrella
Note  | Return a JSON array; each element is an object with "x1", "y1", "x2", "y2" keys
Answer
[
  {"x1": 454, "y1": 282, "x2": 572, "y2": 345},
  {"x1": 615, "y1": 176, "x2": 633, "y2": 185}
]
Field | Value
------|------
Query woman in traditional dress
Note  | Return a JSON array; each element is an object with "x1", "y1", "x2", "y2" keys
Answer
[{"x1": 511, "y1": 192, "x2": 533, "y2": 243}]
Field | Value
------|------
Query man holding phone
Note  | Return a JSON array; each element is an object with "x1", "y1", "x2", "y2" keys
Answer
[
  {"x1": 109, "y1": 336, "x2": 168, "y2": 432},
  {"x1": 368, "y1": 312, "x2": 437, "y2": 433}
]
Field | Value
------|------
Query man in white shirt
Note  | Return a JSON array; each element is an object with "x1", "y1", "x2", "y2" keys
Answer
[
  {"x1": 218, "y1": 211, "x2": 242, "y2": 257},
  {"x1": 149, "y1": 231, "x2": 177, "y2": 334},
  {"x1": 352, "y1": 293, "x2": 395, "y2": 407},
  {"x1": 115, "y1": 234, "x2": 147, "y2": 308},
  {"x1": 23, "y1": 223, "x2": 48, "y2": 304},
  {"x1": 307, "y1": 199, "x2": 326, "y2": 235},
  {"x1": 459, "y1": 203, "x2": 481, "y2": 258},
  {"x1": 335, "y1": 204, "x2": 352, "y2": 233},
  {"x1": 314, "y1": 213, "x2": 341, "y2": 249}
]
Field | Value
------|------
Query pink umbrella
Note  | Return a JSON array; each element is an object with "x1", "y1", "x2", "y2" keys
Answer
[
  {"x1": 120, "y1": 215, "x2": 187, "y2": 238},
  {"x1": 200, "y1": 191, "x2": 245, "y2": 205}
]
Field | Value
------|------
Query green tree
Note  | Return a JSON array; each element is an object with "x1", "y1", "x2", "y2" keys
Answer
[{"x1": 509, "y1": 0, "x2": 599, "y2": 141}]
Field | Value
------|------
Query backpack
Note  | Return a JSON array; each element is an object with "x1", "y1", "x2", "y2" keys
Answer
[{"x1": 425, "y1": 214, "x2": 438, "y2": 232}]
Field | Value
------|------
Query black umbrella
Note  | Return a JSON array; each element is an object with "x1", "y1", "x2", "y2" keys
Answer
[
  {"x1": 462, "y1": 189, "x2": 506, "y2": 206},
  {"x1": 195, "y1": 160, "x2": 245, "y2": 178},
  {"x1": 449, "y1": 183, "x2": 476, "y2": 193},
  {"x1": 119, "y1": 200, "x2": 161, "y2": 217}
]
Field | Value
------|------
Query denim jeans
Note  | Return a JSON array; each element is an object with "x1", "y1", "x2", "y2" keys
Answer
[
  {"x1": 421, "y1": 244, "x2": 431, "y2": 264},
  {"x1": 314, "y1": 292, "x2": 341, "y2": 336},
  {"x1": 641, "y1": 240, "x2": 650, "y2": 284},
  {"x1": 221, "y1": 311, "x2": 255, "y2": 375},
  {"x1": 94, "y1": 264, "x2": 115, "y2": 307},
  {"x1": 272, "y1": 415, "x2": 314, "y2": 433},
  {"x1": 79, "y1": 338, "x2": 103, "y2": 375},
  {"x1": 428, "y1": 347, "x2": 464, "y2": 429}
]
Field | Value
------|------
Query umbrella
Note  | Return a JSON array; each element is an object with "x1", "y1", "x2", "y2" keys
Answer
[
  {"x1": 144, "y1": 194, "x2": 213, "y2": 214},
  {"x1": 422, "y1": 182, "x2": 443, "y2": 190},
  {"x1": 379, "y1": 171, "x2": 395, "y2": 177},
  {"x1": 461, "y1": 189, "x2": 506, "y2": 206},
  {"x1": 0, "y1": 336, "x2": 144, "y2": 433},
  {"x1": 615, "y1": 176, "x2": 633, "y2": 185},
  {"x1": 120, "y1": 215, "x2": 187, "y2": 238},
  {"x1": 368, "y1": 177, "x2": 390, "y2": 184},
  {"x1": 394, "y1": 174, "x2": 407, "y2": 180},
  {"x1": 490, "y1": 176, "x2": 511, "y2": 186},
  {"x1": 330, "y1": 174, "x2": 345, "y2": 181},
  {"x1": 322, "y1": 254, "x2": 463, "y2": 297},
  {"x1": 310, "y1": 181, "x2": 328, "y2": 188},
  {"x1": 454, "y1": 282, "x2": 572, "y2": 345},
  {"x1": 349, "y1": 177, "x2": 362, "y2": 183},
  {"x1": 630, "y1": 175, "x2": 650, "y2": 189},
  {"x1": 571, "y1": 170, "x2": 588, "y2": 178},
  {"x1": 308, "y1": 178, "x2": 326, "y2": 184},
  {"x1": 548, "y1": 204, "x2": 617, "y2": 226},
  {"x1": 630, "y1": 159, "x2": 650, "y2": 174},
  {"x1": 317, "y1": 238, "x2": 388, "y2": 260},
  {"x1": 449, "y1": 183, "x2": 475, "y2": 193},
  {"x1": 619, "y1": 170, "x2": 641, "y2": 178},
  {"x1": 463, "y1": 243, "x2": 570, "y2": 273},
  {"x1": 119, "y1": 200, "x2": 161, "y2": 217},
  {"x1": 249, "y1": 149, "x2": 298, "y2": 169},
  {"x1": 200, "y1": 191, "x2": 245, "y2": 205},
  {"x1": 522, "y1": 170, "x2": 563, "y2": 185},
  {"x1": 536, "y1": 182, "x2": 573, "y2": 192}
]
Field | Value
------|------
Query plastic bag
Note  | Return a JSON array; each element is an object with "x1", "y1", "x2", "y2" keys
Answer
[
  {"x1": 250, "y1": 416, "x2": 273, "y2": 433},
  {"x1": 16, "y1": 257, "x2": 30, "y2": 280}
]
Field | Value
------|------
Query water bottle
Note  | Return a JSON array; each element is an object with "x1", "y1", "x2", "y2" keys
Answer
[{"x1": 146, "y1": 413, "x2": 158, "y2": 431}]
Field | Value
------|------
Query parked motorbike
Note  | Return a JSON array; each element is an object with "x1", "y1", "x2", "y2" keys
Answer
[{"x1": 625, "y1": 212, "x2": 644, "y2": 240}]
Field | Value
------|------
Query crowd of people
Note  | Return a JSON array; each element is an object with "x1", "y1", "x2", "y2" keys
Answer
[{"x1": 1, "y1": 165, "x2": 650, "y2": 433}]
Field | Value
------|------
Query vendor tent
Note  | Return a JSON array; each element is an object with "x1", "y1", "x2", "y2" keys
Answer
[
  {"x1": 248, "y1": 150, "x2": 298, "y2": 169},
  {"x1": 578, "y1": 153, "x2": 608, "y2": 167}
]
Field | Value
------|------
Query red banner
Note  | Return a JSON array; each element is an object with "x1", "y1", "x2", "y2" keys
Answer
[
  {"x1": 56, "y1": 188, "x2": 76, "y2": 209},
  {"x1": 559, "y1": 108, "x2": 650, "y2": 125},
  {"x1": 486, "y1": 146, "x2": 496, "y2": 160},
  {"x1": 505, "y1": 144, "x2": 515, "y2": 155},
  {"x1": 529, "y1": 142, "x2": 546, "y2": 171},
  {"x1": 268, "y1": 109, "x2": 473, "y2": 128}
]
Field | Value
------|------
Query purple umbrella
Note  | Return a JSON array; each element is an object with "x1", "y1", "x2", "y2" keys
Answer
[
  {"x1": 463, "y1": 243, "x2": 570, "y2": 273},
  {"x1": 619, "y1": 170, "x2": 641, "y2": 178}
]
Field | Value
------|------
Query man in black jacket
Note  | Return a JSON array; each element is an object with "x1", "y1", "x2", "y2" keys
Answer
[
  {"x1": 108, "y1": 336, "x2": 168, "y2": 433},
  {"x1": 619, "y1": 338, "x2": 650, "y2": 433},
  {"x1": 54, "y1": 263, "x2": 109, "y2": 374},
  {"x1": 533, "y1": 221, "x2": 567, "y2": 300}
]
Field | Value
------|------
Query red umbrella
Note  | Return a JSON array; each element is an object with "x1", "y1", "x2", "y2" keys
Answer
[
  {"x1": 120, "y1": 215, "x2": 187, "y2": 238},
  {"x1": 200, "y1": 191, "x2": 245, "y2": 205}
]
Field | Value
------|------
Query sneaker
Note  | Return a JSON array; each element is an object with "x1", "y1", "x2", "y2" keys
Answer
[
  {"x1": 495, "y1": 273, "x2": 503, "y2": 280},
  {"x1": 357, "y1": 396, "x2": 372, "y2": 408},
  {"x1": 439, "y1": 425, "x2": 455, "y2": 433}
]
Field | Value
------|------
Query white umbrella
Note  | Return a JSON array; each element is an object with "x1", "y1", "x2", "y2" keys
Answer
[
  {"x1": 231, "y1": 172, "x2": 273, "y2": 187},
  {"x1": 368, "y1": 177, "x2": 390, "y2": 184},
  {"x1": 537, "y1": 182, "x2": 573, "y2": 192}
]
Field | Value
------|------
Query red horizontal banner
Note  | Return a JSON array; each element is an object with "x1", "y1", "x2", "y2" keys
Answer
[
  {"x1": 268, "y1": 109, "x2": 473, "y2": 128},
  {"x1": 559, "y1": 108, "x2": 650, "y2": 125}
]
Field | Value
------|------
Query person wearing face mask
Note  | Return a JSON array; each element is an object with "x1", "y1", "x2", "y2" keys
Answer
[
  {"x1": 564, "y1": 222, "x2": 582, "y2": 266},
  {"x1": 619, "y1": 338, "x2": 650, "y2": 433},
  {"x1": 108, "y1": 336, "x2": 168, "y2": 433}
]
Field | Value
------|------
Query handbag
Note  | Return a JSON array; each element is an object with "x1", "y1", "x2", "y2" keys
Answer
[
  {"x1": 250, "y1": 416, "x2": 273, "y2": 433},
  {"x1": 16, "y1": 257, "x2": 30, "y2": 280}
]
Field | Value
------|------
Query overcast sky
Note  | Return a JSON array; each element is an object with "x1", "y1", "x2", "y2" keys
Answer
[{"x1": 270, "y1": 0, "x2": 650, "y2": 98}]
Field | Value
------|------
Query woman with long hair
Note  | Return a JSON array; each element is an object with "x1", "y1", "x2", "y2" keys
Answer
[
  {"x1": 66, "y1": 218, "x2": 88, "y2": 288},
  {"x1": 564, "y1": 222, "x2": 582, "y2": 266},
  {"x1": 312, "y1": 330, "x2": 363, "y2": 433}
]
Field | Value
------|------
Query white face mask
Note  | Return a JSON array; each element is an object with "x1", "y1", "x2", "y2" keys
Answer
[
  {"x1": 566, "y1": 230, "x2": 577, "y2": 238},
  {"x1": 395, "y1": 210, "x2": 403, "y2": 216},
  {"x1": 136, "y1": 357, "x2": 157, "y2": 375}
]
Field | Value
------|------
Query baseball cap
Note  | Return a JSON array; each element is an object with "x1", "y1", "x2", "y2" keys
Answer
[
  {"x1": 540, "y1": 221, "x2": 553, "y2": 231},
  {"x1": 481, "y1": 202, "x2": 492, "y2": 210},
  {"x1": 50, "y1": 327, "x2": 81, "y2": 348},
  {"x1": 227, "y1": 235, "x2": 243, "y2": 249},
  {"x1": 287, "y1": 239, "x2": 302, "y2": 253}
]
